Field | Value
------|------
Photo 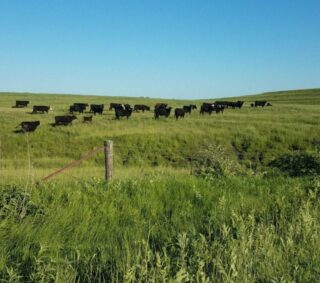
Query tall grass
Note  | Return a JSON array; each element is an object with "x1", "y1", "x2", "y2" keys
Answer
[
  {"x1": 0, "y1": 175, "x2": 319, "y2": 282},
  {"x1": 0, "y1": 90, "x2": 320, "y2": 281}
]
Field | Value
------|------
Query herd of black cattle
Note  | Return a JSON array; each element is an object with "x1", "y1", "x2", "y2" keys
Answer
[{"x1": 13, "y1": 100, "x2": 272, "y2": 133}]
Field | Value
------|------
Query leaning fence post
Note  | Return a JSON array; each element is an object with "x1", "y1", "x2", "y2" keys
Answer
[{"x1": 104, "y1": 140, "x2": 113, "y2": 181}]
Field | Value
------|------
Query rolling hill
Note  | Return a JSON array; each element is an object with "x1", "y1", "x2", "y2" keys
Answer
[{"x1": 0, "y1": 89, "x2": 320, "y2": 281}]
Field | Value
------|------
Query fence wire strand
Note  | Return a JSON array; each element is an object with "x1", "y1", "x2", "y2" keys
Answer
[{"x1": 33, "y1": 141, "x2": 319, "y2": 183}]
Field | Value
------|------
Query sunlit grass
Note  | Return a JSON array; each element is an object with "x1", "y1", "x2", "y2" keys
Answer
[{"x1": 0, "y1": 90, "x2": 320, "y2": 281}]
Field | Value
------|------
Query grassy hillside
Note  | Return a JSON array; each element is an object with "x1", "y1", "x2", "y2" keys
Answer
[
  {"x1": 227, "y1": 88, "x2": 320, "y2": 105},
  {"x1": 0, "y1": 89, "x2": 320, "y2": 281},
  {"x1": 0, "y1": 89, "x2": 319, "y2": 184}
]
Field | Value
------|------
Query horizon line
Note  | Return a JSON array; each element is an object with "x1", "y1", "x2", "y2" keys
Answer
[{"x1": 0, "y1": 87, "x2": 319, "y2": 101}]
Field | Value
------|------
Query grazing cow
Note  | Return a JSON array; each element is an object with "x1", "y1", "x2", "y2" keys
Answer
[
  {"x1": 183, "y1": 104, "x2": 197, "y2": 114},
  {"x1": 83, "y1": 116, "x2": 93, "y2": 123},
  {"x1": 183, "y1": 105, "x2": 191, "y2": 114},
  {"x1": 15, "y1": 100, "x2": 29, "y2": 108},
  {"x1": 74, "y1": 103, "x2": 88, "y2": 109},
  {"x1": 174, "y1": 108, "x2": 185, "y2": 120},
  {"x1": 215, "y1": 101, "x2": 231, "y2": 108},
  {"x1": 155, "y1": 103, "x2": 168, "y2": 110},
  {"x1": 90, "y1": 104, "x2": 104, "y2": 115},
  {"x1": 215, "y1": 101, "x2": 243, "y2": 109},
  {"x1": 134, "y1": 104, "x2": 150, "y2": 112},
  {"x1": 69, "y1": 105, "x2": 85, "y2": 114},
  {"x1": 32, "y1": 105, "x2": 50, "y2": 114},
  {"x1": 109, "y1": 103, "x2": 123, "y2": 110},
  {"x1": 254, "y1": 101, "x2": 267, "y2": 107},
  {"x1": 17, "y1": 121, "x2": 40, "y2": 132},
  {"x1": 55, "y1": 115, "x2": 77, "y2": 126},
  {"x1": 155, "y1": 106, "x2": 172, "y2": 119},
  {"x1": 217, "y1": 101, "x2": 227, "y2": 107},
  {"x1": 200, "y1": 103, "x2": 214, "y2": 115},
  {"x1": 70, "y1": 103, "x2": 88, "y2": 113},
  {"x1": 212, "y1": 105, "x2": 225, "y2": 114},
  {"x1": 234, "y1": 101, "x2": 244, "y2": 109},
  {"x1": 115, "y1": 106, "x2": 133, "y2": 119}
]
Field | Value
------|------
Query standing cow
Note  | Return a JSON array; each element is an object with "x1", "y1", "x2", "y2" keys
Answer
[
  {"x1": 155, "y1": 106, "x2": 172, "y2": 119},
  {"x1": 90, "y1": 104, "x2": 104, "y2": 115},
  {"x1": 134, "y1": 104, "x2": 150, "y2": 112},
  {"x1": 183, "y1": 105, "x2": 197, "y2": 114},
  {"x1": 254, "y1": 101, "x2": 267, "y2": 107},
  {"x1": 54, "y1": 115, "x2": 77, "y2": 126},
  {"x1": 174, "y1": 108, "x2": 185, "y2": 120},
  {"x1": 15, "y1": 101, "x2": 29, "y2": 108},
  {"x1": 32, "y1": 106, "x2": 50, "y2": 114},
  {"x1": 115, "y1": 105, "x2": 133, "y2": 119},
  {"x1": 200, "y1": 103, "x2": 214, "y2": 115}
]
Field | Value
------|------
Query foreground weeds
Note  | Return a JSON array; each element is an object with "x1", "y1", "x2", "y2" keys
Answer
[{"x1": 0, "y1": 176, "x2": 319, "y2": 282}]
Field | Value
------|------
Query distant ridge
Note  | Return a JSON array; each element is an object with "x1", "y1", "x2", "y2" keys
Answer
[
  {"x1": 0, "y1": 88, "x2": 319, "y2": 104},
  {"x1": 222, "y1": 88, "x2": 320, "y2": 105}
]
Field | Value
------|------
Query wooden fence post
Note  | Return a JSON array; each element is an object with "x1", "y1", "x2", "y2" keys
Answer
[{"x1": 104, "y1": 140, "x2": 113, "y2": 181}]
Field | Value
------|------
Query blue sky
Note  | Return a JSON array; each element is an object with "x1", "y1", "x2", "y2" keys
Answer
[{"x1": 0, "y1": 1, "x2": 319, "y2": 99}]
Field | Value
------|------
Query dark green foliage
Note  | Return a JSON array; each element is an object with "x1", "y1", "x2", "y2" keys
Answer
[
  {"x1": 269, "y1": 152, "x2": 320, "y2": 176},
  {"x1": 0, "y1": 185, "x2": 43, "y2": 220},
  {"x1": 192, "y1": 145, "x2": 246, "y2": 180}
]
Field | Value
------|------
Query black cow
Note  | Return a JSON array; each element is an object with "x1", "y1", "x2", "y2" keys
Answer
[
  {"x1": 134, "y1": 104, "x2": 150, "y2": 112},
  {"x1": 74, "y1": 103, "x2": 88, "y2": 109},
  {"x1": 90, "y1": 104, "x2": 104, "y2": 115},
  {"x1": 183, "y1": 105, "x2": 197, "y2": 114},
  {"x1": 200, "y1": 103, "x2": 214, "y2": 115},
  {"x1": 233, "y1": 101, "x2": 244, "y2": 109},
  {"x1": 215, "y1": 101, "x2": 243, "y2": 109},
  {"x1": 55, "y1": 115, "x2": 77, "y2": 126},
  {"x1": 254, "y1": 101, "x2": 267, "y2": 107},
  {"x1": 71, "y1": 103, "x2": 88, "y2": 113},
  {"x1": 32, "y1": 105, "x2": 50, "y2": 114},
  {"x1": 115, "y1": 106, "x2": 133, "y2": 119},
  {"x1": 215, "y1": 101, "x2": 231, "y2": 108},
  {"x1": 212, "y1": 105, "x2": 225, "y2": 114},
  {"x1": 214, "y1": 101, "x2": 239, "y2": 109},
  {"x1": 155, "y1": 103, "x2": 168, "y2": 110},
  {"x1": 109, "y1": 103, "x2": 123, "y2": 110},
  {"x1": 15, "y1": 101, "x2": 29, "y2": 108},
  {"x1": 174, "y1": 108, "x2": 185, "y2": 120},
  {"x1": 83, "y1": 116, "x2": 93, "y2": 123},
  {"x1": 17, "y1": 121, "x2": 40, "y2": 132},
  {"x1": 155, "y1": 106, "x2": 172, "y2": 119},
  {"x1": 69, "y1": 105, "x2": 85, "y2": 114}
]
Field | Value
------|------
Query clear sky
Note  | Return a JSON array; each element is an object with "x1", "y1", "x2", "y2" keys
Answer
[{"x1": 0, "y1": 1, "x2": 319, "y2": 99}]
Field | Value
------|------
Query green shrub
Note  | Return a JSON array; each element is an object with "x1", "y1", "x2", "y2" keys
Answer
[
  {"x1": 0, "y1": 185, "x2": 43, "y2": 220},
  {"x1": 192, "y1": 145, "x2": 246, "y2": 180},
  {"x1": 268, "y1": 152, "x2": 320, "y2": 177}
]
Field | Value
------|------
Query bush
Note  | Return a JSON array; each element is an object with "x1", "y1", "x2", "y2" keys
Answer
[
  {"x1": 192, "y1": 145, "x2": 245, "y2": 180},
  {"x1": 0, "y1": 185, "x2": 43, "y2": 220},
  {"x1": 268, "y1": 152, "x2": 320, "y2": 177}
]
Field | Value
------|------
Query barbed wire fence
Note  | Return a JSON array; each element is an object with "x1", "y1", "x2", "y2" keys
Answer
[{"x1": 1, "y1": 136, "x2": 318, "y2": 185}]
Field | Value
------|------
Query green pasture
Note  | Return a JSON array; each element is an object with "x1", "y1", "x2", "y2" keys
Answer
[
  {"x1": 0, "y1": 89, "x2": 319, "y2": 184},
  {"x1": 0, "y1": 89, "x2": 320, "y2": 282}
]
